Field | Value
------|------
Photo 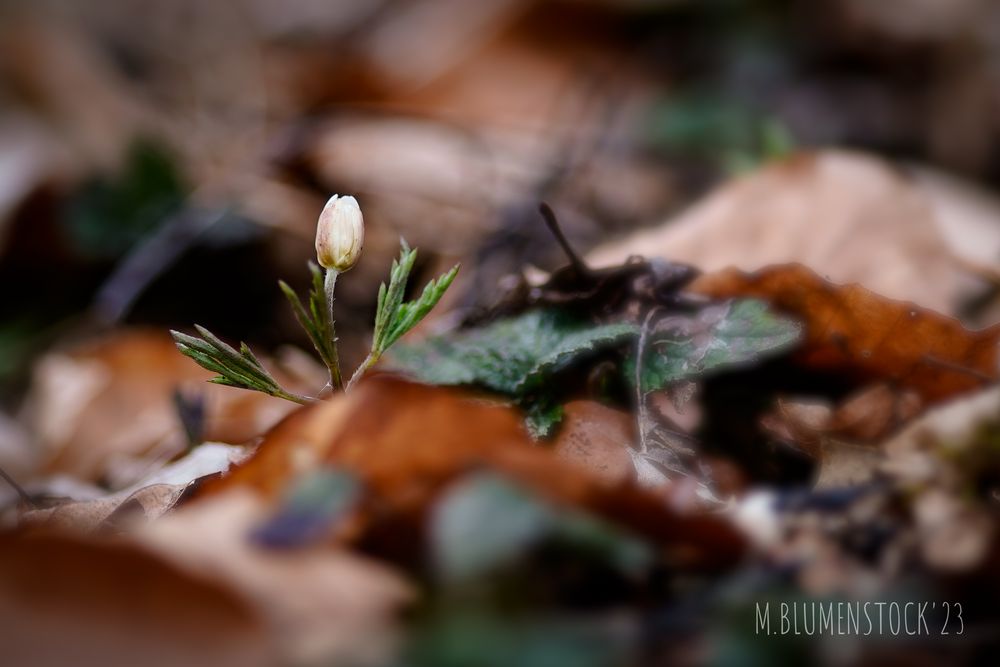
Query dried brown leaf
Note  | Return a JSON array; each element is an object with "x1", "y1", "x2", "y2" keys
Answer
[
  {"x1": 135, "y1": 490, "x2": 414, "y2": 666},
  {"x1": 552, "y1": 401, "x2": 634, "y2": 486},
  {"x1": 200, "y1": 376, "x2": 745, "y2": 571},
  {"x1": 0, "y1": 532, "x2": 273, "y2": 667},
  {"x1": 693, "y1": 263, "x2": 1000, "y2": 405},
  {"x1": 25, "y1": 330, "x2": 305, "y2": 485},
  {"x1": 590, "y1": 150, "x2": 994, "y2": 316}
]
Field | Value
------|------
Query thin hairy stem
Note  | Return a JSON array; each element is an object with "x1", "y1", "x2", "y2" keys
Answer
[{"x1": 324, "y1": 269, "x2": 343, "y2": 391}]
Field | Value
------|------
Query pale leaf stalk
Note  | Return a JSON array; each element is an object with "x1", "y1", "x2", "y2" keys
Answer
[
  {"x1": 270, "y1": 387, "x2": 313, "y2": 405},
  {"x1": 346, "y1": 352, "x2": 378, "y2": 391},
  {"x1": 323, "y1": 268, "x2": 343, "y2": 391}
]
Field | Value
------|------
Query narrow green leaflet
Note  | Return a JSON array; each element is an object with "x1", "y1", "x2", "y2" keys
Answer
[
  {"x1": 630, "y1": 299, "x2": 802, "y2": 393},
  {"x1": 171, "y1": 326, "x2": 310, "y2": 404},
  {"x1": 279, "y1": 262, "x2": 341, "y2": 389},
  {"x1": 387, "y1": 309, "x2": 637, "y2": 396},
  {"x1": 372, "y1": 242, "x2": 460, "y2": 356},
  {"x1": 348, "y1": 241, "x2": 460, "y2": 389}
]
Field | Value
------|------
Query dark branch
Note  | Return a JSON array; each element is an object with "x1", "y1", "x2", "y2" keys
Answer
[{"x1": 538, "y1": 203, "x2": 592, "y2": 279}]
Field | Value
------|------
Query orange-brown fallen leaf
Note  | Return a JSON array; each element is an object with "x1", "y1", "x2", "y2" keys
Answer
[
  {"x1": 693, "y1": 263, "x2": 1000, "y2": 406},
  {"x1": 198, "y1": 376, "x2": 745, "y2": 571},
  {"x1": 136, "y1": 490, "x2": 415, "y2": 667},
  {"x1": 19, "y1": 482, "x2": 190, "y2": 533},
  {"x1": 552, "y1": 401, "x2": 634, "y2": 486},
  {"x1": 0, "y1": 532, "x2": 273, "y2": 667}
]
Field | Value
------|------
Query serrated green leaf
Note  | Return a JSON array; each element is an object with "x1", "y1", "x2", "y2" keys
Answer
[
  {"x1": 387, "y1": 309, "x2": 637, "y2": 396},
  {"x1": 374, "y1": 245, "x2": 419, "y2": 349},
  {"x1": 383, "y1": 263, "x2": 459, "y2": 350},
  {"x1": 387, "y1": 300, "x2": 800, "y2": 434},
  {"x1": 629, "y1": 299, "x2": 801, "y2": 392},
  {"x1": 279, "y1": 263, "x2": 341, "y2": 388},
  {"x1": 171, "y1": 328, "x2": 309, "y2": 404}
]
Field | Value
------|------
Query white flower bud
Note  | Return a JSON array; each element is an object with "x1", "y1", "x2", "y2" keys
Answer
[{"x1": 315, "y1": 194, "x2": 364, "y2": 272}]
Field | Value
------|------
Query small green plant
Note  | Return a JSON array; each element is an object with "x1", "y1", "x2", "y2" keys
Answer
[{"x1": 172, "y1": 195, "x2": 458, "y2": 402}]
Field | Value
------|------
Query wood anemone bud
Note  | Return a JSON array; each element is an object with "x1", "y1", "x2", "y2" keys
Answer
[{"x1": 315, "y1": 194, "x2": 364, "y2": 272}]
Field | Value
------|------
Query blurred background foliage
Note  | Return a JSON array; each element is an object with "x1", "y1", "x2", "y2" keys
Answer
[
  {"x1": 4, "y1": 2, "x2": 1000, "y2": 663},
  {"x1": 1, "y1": 0, "x2": 998, "y2": 392}
]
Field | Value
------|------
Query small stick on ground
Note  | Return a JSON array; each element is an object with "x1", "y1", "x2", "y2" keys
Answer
[
  {"x1": 538, "y1": 203, "x2": 593, "y2": 279},
  {"x1": 0, "y1": 465, "x2": 35, "y2": 509}
]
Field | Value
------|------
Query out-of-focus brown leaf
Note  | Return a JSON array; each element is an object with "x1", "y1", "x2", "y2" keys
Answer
[
  {"x1": 693, "y1": 263, "x2": 1000, "y2": 405},
  {"x1": 201, "y1": 376, "x2": 745, "y2": 571},
  {"x1": 0, "y1": 532, "x2": 273, "y2": 667},
  {"x1": 878, "y1": 386, "x2": 1000, "y2": 571},
  {"x1": 881, "y1": 385, "x2": 1000, "y2": 485},
  {"x1": 25, "y1": 329, "x2": 306, "y2": 485},
  {"x1": 590, "y1": 151, "x2": 1000, "y2": 316},
  {"x1": 16, "y1": 442, "x2": 246, "y2": 530},
  {"x1": 762, "y1": 385, "x2": 923, "y2": 457},
  {"x1": 812, "y1": 441, "x2": 883, "y2": 489},
  {"x1": 20, "y1": 483, "x2": 189, "y2": 533},
  {"x1": 359, "y1": 0, "x2": 532, "y2": 90},
  {"x1": 135, "y1": 489, "x2": 414, "y2": 667},
  {"x1": 0, "y1": 16, "x2": 159, "y2": 173},
  {"x1": 552, "y1": 401, "x2": 634, "y2": 486}
]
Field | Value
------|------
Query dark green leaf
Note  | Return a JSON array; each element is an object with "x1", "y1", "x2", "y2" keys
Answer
[
  {"x1": 430, "y1": 473, "x2": 652, "y2": 583},
  {"x1": 407, "y1": 606, "x2": 632, "y2": 667},
  {"x1": 630, "y1": 299, "x2": 801, "y2": 393},
  {"x1": 431, "y1": 474, "x2": 553, "y2": 582},
  {"x1": 388, "y1": 309, "x2": 636, "y2": 396}
]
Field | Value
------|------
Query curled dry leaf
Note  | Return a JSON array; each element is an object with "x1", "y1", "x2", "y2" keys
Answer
[
  {"x1": 18, "y1": 443, "x2": 247, "y2": 533},
  {"x1": 0, "y1": 532, "x2": 273, "y2": 667},
  {"x1": 19, "y1": 482, "x2": 189, "y2": 534},
  {"x1": 693, "y1": 263, "x2": 1000, "y2": 406},
  {"x1": 198, "y1": 376, "x2": 745, "y2": 571}
]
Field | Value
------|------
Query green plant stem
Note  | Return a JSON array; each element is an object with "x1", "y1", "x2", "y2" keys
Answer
[
  {"x1": 346, "y1": 352, "x2": 378, "y2": 391},
  {"x1": 323, "y1": 268, "x2": 343, "y2": 391},
  {"x1": 272, "y1": 388, "x2": 314, "y2": 405}
]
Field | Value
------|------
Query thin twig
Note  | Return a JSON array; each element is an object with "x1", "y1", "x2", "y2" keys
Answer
[
  {"x1": 538, "y1": 203, "x2": 592, "y2": 279},
  {"x1": 0, "y1": 465, "x2": 35, "y2": 508},
  {"x1": 920, "y1": 355, "x2": 995, "y2": 382}
]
